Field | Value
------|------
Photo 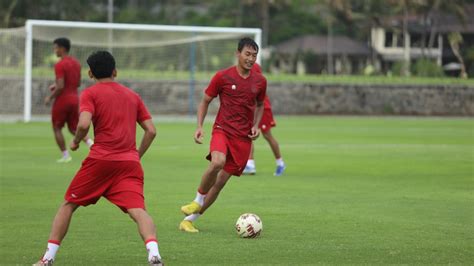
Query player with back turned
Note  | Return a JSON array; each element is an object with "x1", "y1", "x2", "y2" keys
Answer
[{"x1": 34, "y1": 51, "x2": 164, "y2": 266}]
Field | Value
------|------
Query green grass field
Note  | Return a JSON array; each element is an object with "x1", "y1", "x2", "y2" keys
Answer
[
  {"x1": 1, "y1": 117, "x2": 473, "y2": 265},
  {"x1": 2, "y1": 66, "x2": 474, "y2": 85}
]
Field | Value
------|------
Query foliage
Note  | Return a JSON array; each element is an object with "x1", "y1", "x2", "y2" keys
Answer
[
  {"x1": 412, "y1": 59, "x2": 445, "y2": 77},
  {"x1": 391, "y1": 61, "x2": 405, "y2": 76},
  {"x1": 3, "y1": 0, "x2": 474, "y2": 79}
]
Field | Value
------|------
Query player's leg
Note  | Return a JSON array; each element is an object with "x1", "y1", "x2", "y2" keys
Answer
[
  {"x1": 180, "y1": 169, "x2": 232, "y2": 232},
  {"x1": 66, "y1": 103, "x2": 94, "y2": 148},
  {"x1": 48, "y1": 201, "x2": 80, "y2": 242},
  {"x1": 199, "y1": 169, "x2": 232, "y2": 214},
  {"x1": 36, "y1": 158, "x2": 109, "y2": 265},
  {"x1": 245, "y1": 108, "x2": 276, "y2": 174},
  {"x1": 51, "y1": 102, "x2": 71, "y2": 163},
  {"x1": 105, "y1": 161, "x2": 163, "y2": 265},
  {"x1": 179, "y1": 148, "x2": 227, "y2": 233},
  {"x1": 180, "y1": 151, "x2": 225, "y2": 216},
  {"x1": 128, "y1": 208, "x2": 163, "y2": 265},
  {"x1": 262, "y1": 129, "x2": 281, "y2": 159},
  {"x1": 52, "y1": 126, "x2": 66, "y2": 152},
  {"x1": 180, "y1": 136, "x2": 249, "y2": 233},
  {"x1": 67, "y1": 123, "x2": 93, "y2": 148},
  {"x1": 243, "y1": 143, "x2": 257, "y2": 175},
  {"x1": 52, "y1": 126, "x2": 71, "y2": 163},
  {"x1": 34, "y1": 201, "x2": 79, "y2": 265},
  {"x1": 262, "y1": 129, "x2": 286, "y2": 176},
  {"x1": 198, "y1": 151, "x2": 226, "y2": 193}
]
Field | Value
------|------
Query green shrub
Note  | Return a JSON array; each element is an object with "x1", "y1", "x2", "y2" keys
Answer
[
  {"x1": 412, "y1": 59, "x2": 445, "y2": 77},
  {"x1": 391, "y1": 61, "x2": 404, "y2": 76}
]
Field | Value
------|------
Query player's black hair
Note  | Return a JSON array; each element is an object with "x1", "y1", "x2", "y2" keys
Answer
[
  {"x1": 237, "y1": 37, "x2": 259, "y2": 53},
  {"x1": 87, "y1": 51, "x2": 116, "y2": 79},
  {"x1": 53, "y1": 37, "x2": 71, "y2": 52}
]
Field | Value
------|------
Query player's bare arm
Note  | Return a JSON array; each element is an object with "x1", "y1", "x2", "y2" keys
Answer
[
  {"x1": 70, "y1": 111, "x2": 92, "y2": 150},
  {"x1": 138, "y1": 119, "x2": 156, "y2": 158},
  {"x1": 194, "y1": 94, "x2": 214, "y2": 144},
  {"x1": 248, "y1": 100, "x2": 264, "y2": 140},
  {"x1": 44, "y1": 78, "x2": 65, "y2": 105}
]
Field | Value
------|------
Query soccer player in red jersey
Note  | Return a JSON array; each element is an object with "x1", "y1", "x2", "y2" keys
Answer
[
  {"x1": 243, "y1": 63, "x2": 286, "y2": 176},
  {"x1": 44, "y1": 38, "x2": 93, "y2": 163},
  {"x1": 179, "y1": 38, "x2": 267, "y2": 233},
  {"x1": 35, "y1": 51, "x2": 163, "y2": 266}
]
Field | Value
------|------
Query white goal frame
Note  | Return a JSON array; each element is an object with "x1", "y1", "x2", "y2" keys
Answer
[{"x1": 23, "y1": 19, "x2": 262, "y2": 122}]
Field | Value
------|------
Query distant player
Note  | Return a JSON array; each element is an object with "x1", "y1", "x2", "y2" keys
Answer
[
  {"x1": 44, "y1": 38, "x2": 93, "y2": 163},
  {"x1": 179, "y1": 37, "x2": 266, "y2": 233},
  {"x1": 35, "y1": 51, "x2": 163, "y2": 266},
  {"x1": 243, "y1": 63, "x2": 286, "y2": 176}
]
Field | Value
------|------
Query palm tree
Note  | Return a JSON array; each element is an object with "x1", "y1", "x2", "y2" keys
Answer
[
  {"x1": 325, "y1": 0, "x2": 390, "y2": 71},
  {"x1": 448, "y1": 32, "x2": 468, "y2": 78},
  {"x1": 1, "y1": 0, "x2": 18, "y2": 27},
  {"x1": 240, "y1": 0, "x2": 293, "y2": 48},
  {"x1": 416, "y1": 0, "x2": 466, "y2": 57},
  {"x1": 388, "y1": 0, "x2": 428, "y2": 76}
]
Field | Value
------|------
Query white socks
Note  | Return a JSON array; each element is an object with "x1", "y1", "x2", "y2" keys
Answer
[
  {"x1": 184, "y1": 190, "x2": 205, "y2": 222},
  {"x1": 42, "y1": 239, "x2": 161, "y2": 262},
  {"x1": 86, "y1": 138, "x2": 94, "y2": 148},
  {"x1": 194, "y1": 190, "x2": 206, "y2": 206},
  {"x1": 184, "y1": 213, "x2": 201, "y2": 222},
  {"x1": 276, "y1": 158, "x2": 285, "y2": 166},
  {"x1": 145, "y1": 239, "x2": 161, "y2": 261},
  {"x1": 42, "y1": 241, "x2": 60, "y2": 261},
  {"x1": 247, "y1": 158, "x2": 284, "y2": 167},
  {"x1": 247, "y1": 159, "x2": 255, "y2": 168},
  {"x1": 62, "y1": 150, "x2": 69, "y2": 158}
]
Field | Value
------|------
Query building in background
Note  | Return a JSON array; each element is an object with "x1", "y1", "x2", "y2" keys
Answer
[
  {"x1": 270, "y1": 35, "x2": 371, "y2": 75},
  {"x1": 371, "y1": 4, "x2": 474, "y2": 76}
]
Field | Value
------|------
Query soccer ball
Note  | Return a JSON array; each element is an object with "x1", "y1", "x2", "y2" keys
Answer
[{"x1": 235, "y1": 213, "x2": 262, "y2": 238}]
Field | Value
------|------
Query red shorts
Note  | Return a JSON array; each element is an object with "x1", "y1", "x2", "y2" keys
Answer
[
  {"x1": 52, "y1": 96, "x2": 79, "y2": 132},
  {"x1": 259, "y1": 108, "x2": 276, "y2": 133},
  {"x1": 206, "y1": 129, "x2": 251, "y2": 176},
  {"x1": 65, "y1": 158, "x2": 145, "y2": 213}
]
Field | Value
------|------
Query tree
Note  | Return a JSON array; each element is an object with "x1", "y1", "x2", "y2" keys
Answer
[
  {"x1": 448, "y1": 32, "x2": 468, "y2": 78},
  {"x1": 415, "y1": 0, "x2": 467, "y2": 58},
  {"x1": 1, "y1": 0, "x2": 18, "y2": 27}
]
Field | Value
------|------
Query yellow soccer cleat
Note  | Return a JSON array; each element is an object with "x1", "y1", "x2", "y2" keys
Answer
[
  {"x1": 180, "y1": 201, "x2": 201, "y2": 216},
  {"x1": 179, "y1": 220, "x2": 199, "y2": 233}
]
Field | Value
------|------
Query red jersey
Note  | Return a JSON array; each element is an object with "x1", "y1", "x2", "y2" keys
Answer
[
  {"x1": 54, "y1": 56, "x2": 81, "y2": 100},
  {"x1": 205, "y1": 65, "x2": 267, "y2": 140},
  {"x1": 252, "y1": 63, "x2": 272, "y2": 110},
  {"x1": 79, "y1": 82, "x2": 152, "y2": 162}
]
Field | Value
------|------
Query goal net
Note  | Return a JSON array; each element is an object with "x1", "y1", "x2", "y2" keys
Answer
[{"x1": 0, "y1": 20, "x2": 261, "y2": 122}]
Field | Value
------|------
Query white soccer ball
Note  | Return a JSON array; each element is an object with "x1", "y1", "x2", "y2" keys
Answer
[{"x1": 235, "y1": 213, "x2": 263, "y2": 238}]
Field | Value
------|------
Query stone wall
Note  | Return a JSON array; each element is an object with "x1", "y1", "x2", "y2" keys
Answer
[
  {"x1": 1, "y1": 77, "x2": 473, "y2": 116},
  {"x1": 268, "y1": 82, "x2": 474, "y2": 116}
]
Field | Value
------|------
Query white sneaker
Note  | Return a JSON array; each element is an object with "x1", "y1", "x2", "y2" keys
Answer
[
  {"x1": 33, "y1": 258, "x2": 53, "y2": 266},
  {"x1": 149, "y1": 256, "x2": 164, "y2": 265},
  {"x1": 56, "y1": 156, "x2": 72, "y2": 163},
  {"x1": 86, "y1": 139, "x2": 94, "y2": 148},
  {"x1": 243, "y1": 165, "x2": 256, "y2": 175}
]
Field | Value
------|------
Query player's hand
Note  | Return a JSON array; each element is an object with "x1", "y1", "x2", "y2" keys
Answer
[
  {"x1": 48, "y1": 84, "x2": 55, "y2": 91},
  {"x1": 70, "y1": 141, "x2": 79, "y2": 151},
  {"x1": 248, "y1": 126, "x2": 260, "y2": 140},
  {"x1": 44, "y1": 96, "x2": 51, "y2": 106},
  {"x1": 194, "y1": 127, "x2": 204, "y2": 144}
]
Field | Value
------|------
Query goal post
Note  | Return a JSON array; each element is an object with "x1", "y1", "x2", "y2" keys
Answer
[{"x1": 19, "y1": 19, "x2": 262, "y2": 122}]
